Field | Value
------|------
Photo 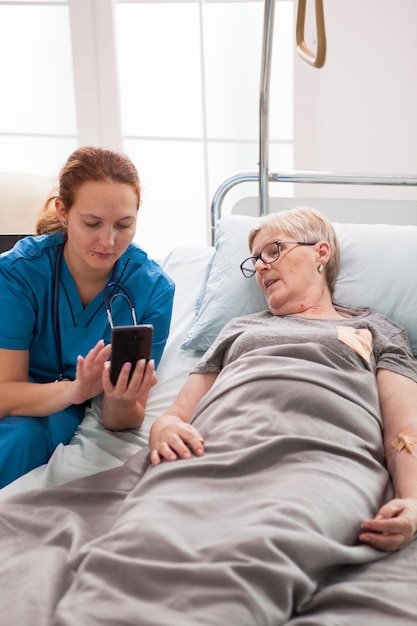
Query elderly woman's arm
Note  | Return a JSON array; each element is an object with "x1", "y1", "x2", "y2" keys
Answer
[
  {"x1": 359, "y1": 368, "x2": 417, "y2": 551},
  {"x1": 149, "y1": 371, "x2": 218, "y2": 465}
]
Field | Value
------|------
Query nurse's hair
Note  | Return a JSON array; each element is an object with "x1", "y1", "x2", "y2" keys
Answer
[
  {"x1": 248, "y1": 206, "x2": 341, "y2": 294},
  {"x1": 35, "y1": 146, "x2": 142, "y2": 235}
]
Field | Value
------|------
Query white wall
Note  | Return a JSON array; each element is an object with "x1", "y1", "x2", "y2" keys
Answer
[{"x1": 293, "y1": 0, "x2": 417, "y2": 202}]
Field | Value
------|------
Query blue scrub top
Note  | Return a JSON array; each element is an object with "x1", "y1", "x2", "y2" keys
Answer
[{"x1": 0, "y1": 233, "x2": 175, "y2": 383}]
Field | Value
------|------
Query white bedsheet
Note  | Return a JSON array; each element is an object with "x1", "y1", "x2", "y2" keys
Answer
[{"x1": 0, "y1": 246, "x2": 212, "y2": 498}]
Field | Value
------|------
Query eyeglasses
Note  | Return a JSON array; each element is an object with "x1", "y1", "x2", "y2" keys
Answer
[{"x1": 240, "y1": 240, "x2": 317, "y2": 278}]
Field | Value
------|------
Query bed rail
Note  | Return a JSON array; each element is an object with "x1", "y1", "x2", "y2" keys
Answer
[
  {"x1": 210, "y1": 170, "x2": 417, "y2": 232},
  {"x1": 258, "y1": 0, "x2": 276, "y2": 217},
  {"x1": 260, "y1": 0, "x2": 327, "y2": 218}
]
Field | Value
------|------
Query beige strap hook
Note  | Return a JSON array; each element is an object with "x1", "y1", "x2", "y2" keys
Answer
[{"x1": 296, "y1": 0, "x2": 326, "y2": 68}]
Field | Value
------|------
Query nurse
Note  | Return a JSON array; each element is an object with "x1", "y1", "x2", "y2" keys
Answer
[{"x1": 0, "y1": 146, "x2": 175, "y2": 488}]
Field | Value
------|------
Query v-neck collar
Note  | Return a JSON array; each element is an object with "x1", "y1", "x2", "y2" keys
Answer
[{"x1": 59, "y1": 253, "x2": 112, "y2": 326}]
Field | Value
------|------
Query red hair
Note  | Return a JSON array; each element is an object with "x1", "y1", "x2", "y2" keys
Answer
[{"x1": 36, "y1": 146, "x2": 141, "y2": 234}]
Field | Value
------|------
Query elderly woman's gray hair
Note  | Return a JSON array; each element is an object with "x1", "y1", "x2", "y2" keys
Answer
[{"x1": 248, "y1": 207, "x2": 340, "y2": 294}]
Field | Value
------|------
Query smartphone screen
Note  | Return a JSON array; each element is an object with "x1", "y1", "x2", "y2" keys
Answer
[{"x1": 110, "y1": 324, "x2": 153, "y2": 385}]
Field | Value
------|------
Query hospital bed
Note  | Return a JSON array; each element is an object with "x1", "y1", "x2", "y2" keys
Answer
[
  {"x1": 1, "y1": 1, "x2": 417, "y2": 622},
  {"x1": 2, "y1": 213, "x2": 417, "y2": 624}
]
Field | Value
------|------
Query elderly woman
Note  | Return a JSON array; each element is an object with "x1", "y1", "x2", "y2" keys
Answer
[
  {"x1": 150, "y1": 207, "x2": 417, "y2": 553},
  {"x1": 1, "y1": 207, "x2": 417, "y2": 625}
]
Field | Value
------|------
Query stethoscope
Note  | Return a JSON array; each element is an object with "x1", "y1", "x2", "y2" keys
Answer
[{"x1": 53, "y1": 244, "x2": 137, "y2": 381}]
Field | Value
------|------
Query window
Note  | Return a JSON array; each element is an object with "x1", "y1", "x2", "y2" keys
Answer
[
  {"x1": 0, "y1": 0, "x2": 76, "y2": 175},
  {"x1": 0, "y1": 0, "x2": 294, "y2": 258},
  {"x1": 115, "y1": 0, "x2": 294, "y2": 256}
]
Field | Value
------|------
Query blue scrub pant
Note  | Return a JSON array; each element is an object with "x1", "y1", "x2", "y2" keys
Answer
[{"x1": 0, "y1": 404, "x2": 85, "y2": 488}]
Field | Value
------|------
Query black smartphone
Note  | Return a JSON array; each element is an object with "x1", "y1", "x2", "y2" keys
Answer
[{"x1": 110, "y1": 324, "x2": 153, "y2": 386}]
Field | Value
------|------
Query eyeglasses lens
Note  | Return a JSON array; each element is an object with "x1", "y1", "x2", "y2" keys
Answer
[
  {"x1": 240, "y1": 241, "x2": 281, "y2": 278},
  {"x1": 262, "y1": 242, "x2": 280, "y2": 263},
  {"x1": 241, "y1": 261, "x2": 255, "y2": 277}
]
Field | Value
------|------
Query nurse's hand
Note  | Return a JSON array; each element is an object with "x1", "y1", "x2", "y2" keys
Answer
[
  {"x1": 100, "y1": 358, "x2": 158, "y2": 430},
  {"x1": 71, "y1": 340, "x2": 111, "y2": 405}
]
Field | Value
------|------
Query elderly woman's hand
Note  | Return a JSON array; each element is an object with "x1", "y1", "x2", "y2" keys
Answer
[
  {"x1": 359, "y1": 497, "x2": 417, "y2": 552},
  {"x1": 149, "y1": 413, "x2": 205, "y2": 466}
]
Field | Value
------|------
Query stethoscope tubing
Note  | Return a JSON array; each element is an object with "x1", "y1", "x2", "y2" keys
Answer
[
  {"x1": 104, "y1": 281, "x2": 138, "y2": 327},
  {"x1": 53, "y1": 243, "x2": 137, "y2": 381}
]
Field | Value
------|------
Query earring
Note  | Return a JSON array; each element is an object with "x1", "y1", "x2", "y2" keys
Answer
[
  {"x1": 318, "y1": 263, "x2": 324, "y2": 273},
  {"x1": 62, "y1": 221, "x2": 68, "y2": 227}
]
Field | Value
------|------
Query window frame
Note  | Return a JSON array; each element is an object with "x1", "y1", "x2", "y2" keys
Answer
[{"x1": 68, "y1": 0, "x2": 122, "y2": 148}]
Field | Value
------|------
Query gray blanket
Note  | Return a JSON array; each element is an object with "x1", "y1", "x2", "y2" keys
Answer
[{"x1": 0, "y1": 343, "x2": 416, "y2": 625}]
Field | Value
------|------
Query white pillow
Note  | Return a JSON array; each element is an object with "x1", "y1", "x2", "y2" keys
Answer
[
  {"x1": 181, "y1": 214, "x2": 417, "y2": 357},
  {"x1": 181, "y1": 216, "x2": 267, "y2": 351}
]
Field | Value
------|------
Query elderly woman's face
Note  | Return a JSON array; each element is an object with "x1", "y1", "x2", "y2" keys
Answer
[{"x1": 251, "y1": 227, "x2": 325, "y2": 316}]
